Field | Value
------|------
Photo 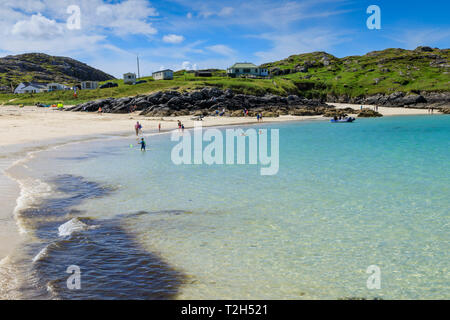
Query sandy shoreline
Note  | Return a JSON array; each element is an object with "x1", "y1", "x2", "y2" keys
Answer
[
  {"x1": 0, "y1": 103, "x2": 442, "y2": 261},
  {"x1": 0, "y1": 103, "x2": 438, "y2": 147}
]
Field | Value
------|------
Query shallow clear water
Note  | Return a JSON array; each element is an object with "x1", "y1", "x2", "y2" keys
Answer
[{"x1": 4, "y1": 115, "x2": 449, "y2": 299}]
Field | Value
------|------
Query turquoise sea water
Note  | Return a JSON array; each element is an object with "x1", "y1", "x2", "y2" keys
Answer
[{"x1": 3, "y1": 115, "x2": 449, "y2": 299}]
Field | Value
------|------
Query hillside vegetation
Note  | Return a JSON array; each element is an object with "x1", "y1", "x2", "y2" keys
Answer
[
  {"x1": 0, "y1": 53, "x2": 115, "y2": 90},
  {"x1": 0, "y1": 47, "x2": 448, "y2": 105}
]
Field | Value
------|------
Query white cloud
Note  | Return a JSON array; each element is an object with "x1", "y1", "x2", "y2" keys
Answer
[
  {"x1": 218, "y1": 7, "x2": 234, "y2": 17},
  {"x1": 11, "y1": 13, "x2": 63, "y2": 39},
  {"x1": 95, "y1": 0, "x2": 158, "y2": 36},
  {"x1": 187, "y1": 12, "x2": 193, "y2": 19},
  {"x1": 163, "y1": 34, "x2": 185, "y2": 44},
  {"x1": 199, "y1": 6, "x2": 234, "y2": 18},
  {"x1": 207, "y1": 44, "x2": 236, "y2": 57},
  {"x1": 181, "y1": 61, "x2": 198, "y2": 70}
]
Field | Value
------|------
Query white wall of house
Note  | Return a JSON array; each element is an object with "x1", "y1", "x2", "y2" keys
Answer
[
  {"x1": 14, "y1": 82, "x2": 49, "y2": 93},
  {"x1": 47, "y1": 83, "x2": 67, "y2": 91},
  {"x1": 227, "y1": 64, "x2": 269, "y2": 78},
  {"x1": 124, "y1": 73, "x2": 137, "y2": 84},
  {"x1": 152, "y1": 70, "x2": 173, "y2": 80},
  {"x1": 22, "y1": 85, "x2": 48, "y2": 93},
  {"x1": 81, "y1": 81, "x2": 99, "y2": 90}
]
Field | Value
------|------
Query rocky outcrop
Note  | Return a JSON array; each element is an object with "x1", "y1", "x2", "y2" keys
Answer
[
  {"x1": 357, "y1": 109, "x2": 383, "y2": 117},
  {"x1": 66, "y1": 87, "x2": 332, "y2": 116},
  {"x1": 326, "y1": 91, "x2": 450, "y2": 109}
]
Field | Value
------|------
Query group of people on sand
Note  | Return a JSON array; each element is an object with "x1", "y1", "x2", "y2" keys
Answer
[{"x1": 427, "y1": 107, "x2": 435, "y2": 114}]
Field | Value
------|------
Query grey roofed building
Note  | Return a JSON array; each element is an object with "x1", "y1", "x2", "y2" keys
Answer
[
  {"x1": 227, "y1": 62, "x2": 269, "y2": 78},
  {"x1": 14, "y1": 82, "x2": 49, "y2": 94},
  {"x1": 152, "y1": 69, "x2": 174, "y2": 80}
]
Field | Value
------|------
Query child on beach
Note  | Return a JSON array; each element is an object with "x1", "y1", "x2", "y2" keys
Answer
[{"x1": 138, "y1": 138, "x2": 146, "y2": 151}]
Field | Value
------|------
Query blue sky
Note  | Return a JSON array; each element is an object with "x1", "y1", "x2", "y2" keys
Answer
[{"x1": 0, "y1": 0, "x2": 449, "y2": 77}]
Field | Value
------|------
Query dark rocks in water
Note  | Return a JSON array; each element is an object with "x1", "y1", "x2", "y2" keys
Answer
[
  {"x1": 358, "y1": 109, "x2": 383, "y2": 117},
  {"x1": 67, "y1": 88, "x2": 333, "y2": 117}
]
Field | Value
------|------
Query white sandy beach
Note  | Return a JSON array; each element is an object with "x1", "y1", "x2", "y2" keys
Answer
[
  {"x1": 0, "y1": 104, "x2": 437, "y2": 147},
  {"x1": 327, "y1": 103, "x2": 435, "y2": 116}
]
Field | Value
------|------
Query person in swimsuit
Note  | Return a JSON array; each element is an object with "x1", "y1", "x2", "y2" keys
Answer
[{"x1": 138, "y1": 138, "x2": 146, "y2": 151}]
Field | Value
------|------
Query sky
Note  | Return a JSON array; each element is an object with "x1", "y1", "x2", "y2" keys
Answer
[{"x1": 0, "y1": 0, "x2": 449, "y2": 78}]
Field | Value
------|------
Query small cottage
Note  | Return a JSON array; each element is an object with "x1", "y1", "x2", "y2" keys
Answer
[
  {"x1": 227, "y1": 63, "x2": 269, "y2": 78},
  {"x1": 195, "y1": 71, "x2": 213, "y2": 77},
  {"x1": 81, "y1": 81, "x2": 99, "y2": 90},
  {"x1": 14, "y1": 82, "x2": 49, "y2": 94},
  {"x1": 152, "y1": 69, "x2": 174, "y2": 80},
  {"x1": 123, "y1": 73, "x2": 137, "y2": 84},
  {"x1": 47, "y1": 83, "x2": 67, "y2": 91}
]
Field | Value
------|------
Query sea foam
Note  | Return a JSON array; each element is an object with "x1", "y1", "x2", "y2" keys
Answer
[{"x1": 58, "y1": 218, "x2": 97, "y2": 237}]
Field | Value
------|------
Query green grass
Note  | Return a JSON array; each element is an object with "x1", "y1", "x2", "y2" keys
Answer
[{"x1": 1, "y1": 47, "x2": 449, "y2": 105}]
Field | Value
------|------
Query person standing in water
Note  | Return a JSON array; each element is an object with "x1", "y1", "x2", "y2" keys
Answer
[{"x1": 138, "y1": 138, "x2": 146, "y2": 151}]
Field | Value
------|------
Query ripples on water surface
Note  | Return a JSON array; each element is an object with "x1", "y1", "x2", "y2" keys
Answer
[{"x1": 2, "y1": 115, "x2": 449, "y2": 299}]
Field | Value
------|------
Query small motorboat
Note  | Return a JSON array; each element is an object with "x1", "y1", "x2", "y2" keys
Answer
[{"x1": 331, "y1": 117, "x2": 355, "y2": 123}]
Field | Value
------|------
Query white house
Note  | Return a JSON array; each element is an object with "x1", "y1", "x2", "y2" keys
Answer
[
  {"x1": 227, "y1": 63, "x2": 269, "y2": 78},
  {"x1": 14, "y1": 82, "x2": 49, "y2": 94},
  {"x1": 47, "y1": 83, "x2": 67, "y2": 91},
  {"x1": 123, "y1": 73, "x2": 137, "y2": 84},
  {"x1": 81, "y1": 81, "x2": 99, "y2": 90},
  {"x1": 152, "y1": 69, "x2": 174, "y2": 80}
]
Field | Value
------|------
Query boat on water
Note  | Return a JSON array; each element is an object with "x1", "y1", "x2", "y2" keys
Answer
[{"x1": 331, "y1": 117, "x2": 356, "y2": 123}]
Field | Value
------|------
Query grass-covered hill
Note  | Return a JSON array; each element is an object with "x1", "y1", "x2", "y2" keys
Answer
[
  {"x1": 0, "y1": 53, "x2": 115, "y2": 90},
  {"x1": 261, "y1": 46, "x2": 449, "y2": 98},
  {"x1": 0, "y1": 47, "x2": 448, "y2": 106}
]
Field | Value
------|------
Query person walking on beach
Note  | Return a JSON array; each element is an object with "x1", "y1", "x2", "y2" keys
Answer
[
  {"x1": 256, "y1": 113, "x2": 260, "y2": 122},
  {"x1": 178, "y1": 120, "x2": 182, "y2": 130},
  {"x1": 135, "y1": 121, "x2": 142, "y2": 136},
  {"x1": 158, "y1": 123, "x2": 161, "y2": 132},
  {"x1": 98, "y1": 106, "x2": 103, "y2": 115}
]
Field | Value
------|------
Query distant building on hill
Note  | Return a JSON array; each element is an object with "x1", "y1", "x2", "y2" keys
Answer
[
  {"x1": 195, "y1": 71, "x2": 213, "y2": 77},
  {"x1": 227, "y1": 63, "x2": 269, "y2": 78},
  {"x1": 152, "y1": 69, "x2": 173, "y2": 80},
  {"x1": 14, "y1": 82, "x2": 49, "y2": 94},
  {"x1": 81, "y1": 81, "x2": 99, "y2": 90},
  {"x1": 123, "y1": 72, "x2": 137, "y2": 84},
  {"x1": 47, "y1": 83, "x2": 68, "y2": 91}
]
